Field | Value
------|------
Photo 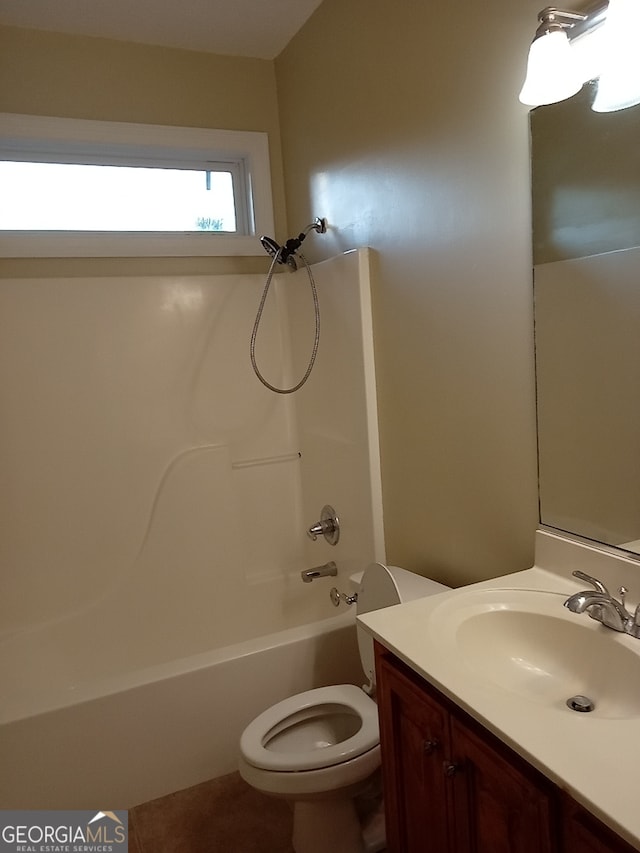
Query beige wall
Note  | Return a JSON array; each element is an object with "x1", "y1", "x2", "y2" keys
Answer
[
  {"x1": 0, "y1": 25, "x2": 286, "y2": 276},
  {"x1": 1, "y1": 5, "x2": 542, "y2": 586},
  {"x1": 276, "y1": 0, "x2": 540, "y2": 585}
]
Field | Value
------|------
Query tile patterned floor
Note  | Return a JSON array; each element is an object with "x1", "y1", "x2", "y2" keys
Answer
[{"x1": 129, "y1": 773, "x2": 295, "y2": 853}]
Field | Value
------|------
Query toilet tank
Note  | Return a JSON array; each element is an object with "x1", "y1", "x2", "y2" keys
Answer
[{"x1": 355, "y1": 562, "x2": 450, "y2": 692}]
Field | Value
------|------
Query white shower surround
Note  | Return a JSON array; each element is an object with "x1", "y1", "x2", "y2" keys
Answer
[{"x1": 0, "y1": 248, "x2": 384, "y2": 807}]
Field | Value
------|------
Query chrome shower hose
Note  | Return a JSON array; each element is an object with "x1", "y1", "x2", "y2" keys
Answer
[{"x1": 250, "y1": 250, "x2": 320, "y2": 394}]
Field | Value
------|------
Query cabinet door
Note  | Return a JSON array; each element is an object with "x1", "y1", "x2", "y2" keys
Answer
[
  {"x1": 449, "y1": 716, "x2": 556, "y2": 853},
  {"x1": 563, "y1": 799, "x2": 639, "y2": 853},
  {"x1": 377, "y1": 652, "x2": 455, "y2": 853}
]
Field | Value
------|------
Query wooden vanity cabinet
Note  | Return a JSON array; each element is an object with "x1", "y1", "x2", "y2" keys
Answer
[
  {"x1": 375, "y1": 643, "x2": 637, "y2": 853},
  {"x1": 376, "y1": 643, "x2": 556, "y2": 853},
  {"x1": 448, "y1": 714, "x2": 556, "y2": 853},
  {"x1": 376, "y1": 640, "x2": 454, "y2": 852},
  {"x1": 563, "y1": 799, "x2": 638, "y2": 853}
]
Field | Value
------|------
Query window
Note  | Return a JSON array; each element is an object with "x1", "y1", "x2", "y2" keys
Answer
[
  {"x1": 1, "y1": 162, "x2": 238, "y2": 232},
  {"x1": 0, "y1": 114, "x2": 274, "y2": 257}
]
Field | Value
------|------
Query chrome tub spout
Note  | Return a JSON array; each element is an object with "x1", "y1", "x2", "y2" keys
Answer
[{"x1": 301, "y1": 561, "x2": 338, "y2": 583}]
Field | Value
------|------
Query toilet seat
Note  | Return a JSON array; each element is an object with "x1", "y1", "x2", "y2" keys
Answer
[{"x1": 240, "y1": 684, "x2": 378, "y2": 772}]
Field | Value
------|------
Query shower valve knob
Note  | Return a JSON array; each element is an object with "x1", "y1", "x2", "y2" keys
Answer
[
  {"x1": 307, "y1": 520, "x2": 334, "y2": 540},
  {"x1": 306, "y1": 505, "x2": 340, "y2": 545}
]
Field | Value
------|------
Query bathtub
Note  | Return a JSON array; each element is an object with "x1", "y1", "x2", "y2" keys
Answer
[{"x1": 0, "y1": 602, "x2": 363, "y2": 809}]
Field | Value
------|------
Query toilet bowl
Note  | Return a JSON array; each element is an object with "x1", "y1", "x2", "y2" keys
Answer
[
  {"x1": 239, "y1": 684, "x2": 379, "y2": 792},
  {"x1": 238, "y1": 562, "x2": 449, "y2": 853}
]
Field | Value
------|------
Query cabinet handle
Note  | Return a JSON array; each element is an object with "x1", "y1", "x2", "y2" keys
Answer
[
  {"x1": 443, "y1": 761, "x2": 461, "y2": 777},
  {"x1": 423, "y1": 738, "x2": 440, "y2": 755}
]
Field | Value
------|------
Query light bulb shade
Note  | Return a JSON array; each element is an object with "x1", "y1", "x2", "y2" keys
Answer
[
  {"x1": 519, "y1": 30, "x2": 584, "y2": 106},
  {"x1": 592, "y1": 0, "x2": 640, "y2": 111}
]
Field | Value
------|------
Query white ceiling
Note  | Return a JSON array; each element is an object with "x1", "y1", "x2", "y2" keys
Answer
[{"x1": 0, "y1": 0, "x2": 323, "y2": 59}]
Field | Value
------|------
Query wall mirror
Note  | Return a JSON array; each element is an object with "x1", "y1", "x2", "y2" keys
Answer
[{"x1": 531, "y1": 83, "x2": 640, "y2": 557}]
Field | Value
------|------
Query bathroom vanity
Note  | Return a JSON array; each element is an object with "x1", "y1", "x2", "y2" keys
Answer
[
  {"x1": 359, "y1": 530, "x2": 640, "y2": 853},
  {"x1": 375, "y1": 645, "x2": 635, "y2": 853}
]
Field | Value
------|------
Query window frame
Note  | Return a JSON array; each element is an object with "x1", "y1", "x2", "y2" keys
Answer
[{"x1": 0, "y1": 113, "x2": 275, "y2": 258}]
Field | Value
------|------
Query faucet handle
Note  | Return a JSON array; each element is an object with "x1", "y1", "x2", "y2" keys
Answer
[
  {"x1": 572, "y1": 570, "x2": 610, "y2": 596},
  {"x1": 306, "y1": 505, "x2": 340, "y2": 546},
  {"x1": 330, "y1": 587, "x2": 358, "y2": 607}
]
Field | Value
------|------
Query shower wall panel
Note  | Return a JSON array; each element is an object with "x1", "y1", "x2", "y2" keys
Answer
[
  {"x1": 0, "y1": 250, "x2": 383, "y2": 649},
  {"x1": 289, "y1": 249, "x2": 385, "y2": 580},
  {"x1": 0, "y1": 273, "x2": 303, "y2": 637},
  {"x1": 535, "y1": 246, "x2": 640, "y2": 547}
]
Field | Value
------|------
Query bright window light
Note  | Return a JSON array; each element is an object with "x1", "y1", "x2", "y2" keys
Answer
[
  {"x1": 0, "y1": 162, "x2": 237, "y2": 232},
  {"x1": 0, "y1": 114, "x2": 275, "y2": 257}
]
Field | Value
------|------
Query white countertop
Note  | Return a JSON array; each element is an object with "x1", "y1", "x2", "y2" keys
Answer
[{"x1": 359, "y1": 562, "x2": 640, "y2": 849}]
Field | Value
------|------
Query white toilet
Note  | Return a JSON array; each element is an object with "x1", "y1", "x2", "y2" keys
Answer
[{"x1": 238, "y1": 562, "x2": 449, "y2": 853}]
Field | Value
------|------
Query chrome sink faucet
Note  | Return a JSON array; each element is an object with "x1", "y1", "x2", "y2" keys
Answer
[{"x1": 564, "y1": 570, "x2": 640, "y2": 638}]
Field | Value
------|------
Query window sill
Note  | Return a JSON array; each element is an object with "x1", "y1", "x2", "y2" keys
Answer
[{"x1": 0, "y1": 232, "x2": 265, "y2": 258}]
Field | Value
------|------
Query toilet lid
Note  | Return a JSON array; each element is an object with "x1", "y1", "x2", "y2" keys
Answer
[
  {"x1": 240, "y1": 684, "x2": 379, "y2": 772},
  {"x1": 356, "y1": 562, "x2": 402, "y2": 692},
  {"x1": 356, "y1": 563, "x2": 450, "y2": 691}
]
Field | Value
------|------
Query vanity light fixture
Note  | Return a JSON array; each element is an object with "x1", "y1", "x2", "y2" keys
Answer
[
  {"x1": 592, "y1": 0, "x2": 640, "y2": 111},
  {"x1": 519, "y1": 7, "x2": 588, "y2": 106},
  {"x1": 520, "y1": 1, "x2": 640, "y2": 111}
]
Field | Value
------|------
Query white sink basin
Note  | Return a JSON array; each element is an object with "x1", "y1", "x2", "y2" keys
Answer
[{"x1": 428, "y1": 588, "x2": 640, "y2": 719}]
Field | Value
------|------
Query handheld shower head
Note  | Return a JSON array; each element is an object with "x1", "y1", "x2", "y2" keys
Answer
[
  {"x1": 259, "y1": 218, "x2": 327, "y2": 269},
  {"x1": 259, "y1": 235, "x2": 282, "y2": 261}
]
